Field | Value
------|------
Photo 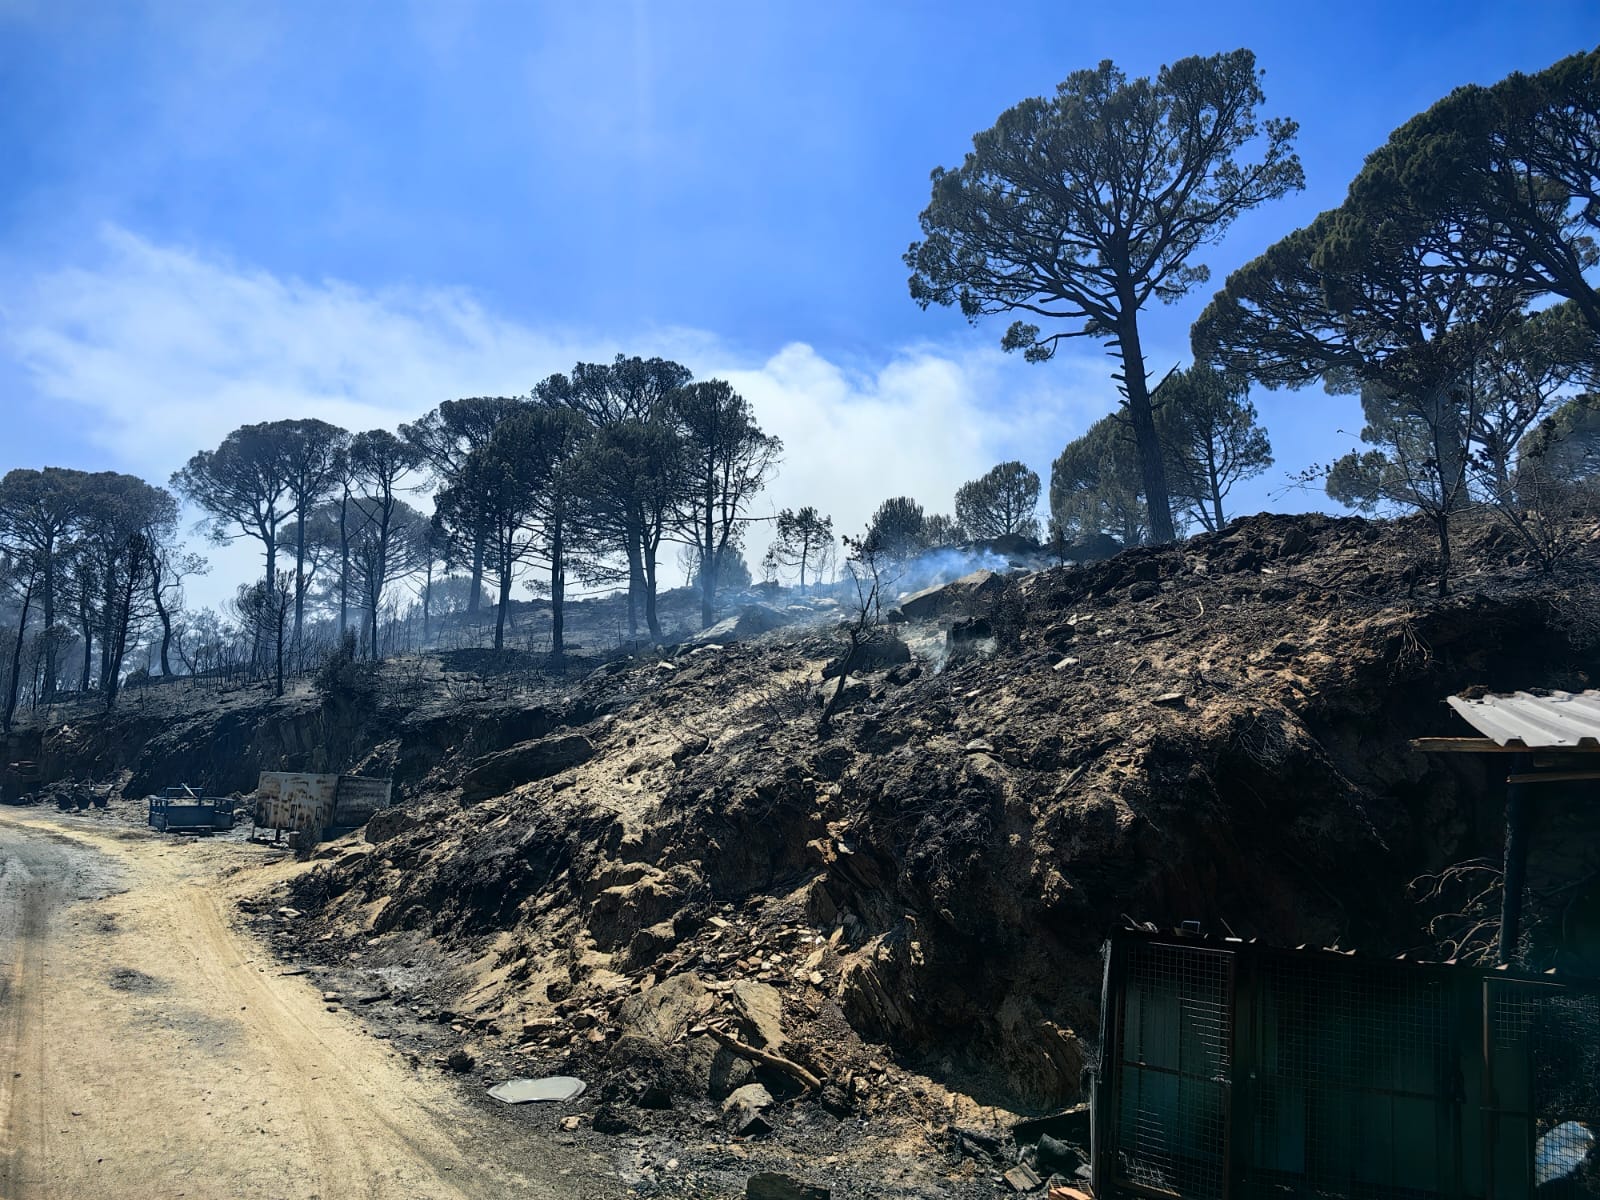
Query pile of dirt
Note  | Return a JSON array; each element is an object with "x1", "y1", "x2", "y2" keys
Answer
[{"x1": 23, "y1": 511, "x2": 1600, "y2": 1188}]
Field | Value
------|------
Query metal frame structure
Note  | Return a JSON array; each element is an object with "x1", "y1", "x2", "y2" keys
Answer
[
  {"x1": 147, "y1": 785, "x2": 236, "y2": 833},
  {"x1": 1094, "y1": 929, "x2": 1600, "y2": 1199},
  {"x1": 1412, "y1": 688, "x2": 1600, "y2": 967}
]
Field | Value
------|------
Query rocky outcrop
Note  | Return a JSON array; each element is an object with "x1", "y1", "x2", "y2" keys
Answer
[
  {"x1": 896, "y1": 568, "x2": 1009, "y2": 622},
  {"x1": 687, "y1": 605, "x2": 793, "y2": 647},
  {"x1": 458, "y1": 733, "x2": 595, "y2": 803}
]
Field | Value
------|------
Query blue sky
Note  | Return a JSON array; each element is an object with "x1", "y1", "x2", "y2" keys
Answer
[{"x1": 1, "y1": 1, "x2": 1596, "y2": 600}]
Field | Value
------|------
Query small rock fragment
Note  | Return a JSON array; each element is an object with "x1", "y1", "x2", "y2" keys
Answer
[
  {"x1": 1004, "y1": 1162, "x2": 1042, "y2": 1191},
  {"x1": 747, "y1": 1171, "x2": 831, "y2": 1200}
]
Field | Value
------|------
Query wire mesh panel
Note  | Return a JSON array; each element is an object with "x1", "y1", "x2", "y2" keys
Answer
[
  {"x1": 1107, "y1": 940, "x2": 1233, "y2": 1200},
  {"x1": 1096, "y1": 932, "x2": 1600, "y2": 1200},
  {"x1": 1488, "y1": 981, "x2": 1600, "y2": 1198},
  {"x1": 1244, "y1": 957, "x2": 1456, "y2": 1200}
]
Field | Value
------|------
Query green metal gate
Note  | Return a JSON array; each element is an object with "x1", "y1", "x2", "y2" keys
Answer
[{"x1": 1094, "y1": 931, "x2": 1600, "y2": 1199}]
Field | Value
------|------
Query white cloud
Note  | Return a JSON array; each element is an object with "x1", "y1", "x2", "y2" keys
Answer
[{"x1": 2, "y1": 226, "x2": 1120, "y2": 607}]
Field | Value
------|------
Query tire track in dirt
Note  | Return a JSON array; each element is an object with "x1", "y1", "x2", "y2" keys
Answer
[
  {"x1": 178, "y1": 883, "x2": 491, "y2": 1199},
  {"x1": 0, "y1": 834, "x2": 74, "y2": 1200},
  {"x1": 0, "y1": 810, "x2": 591, "y2": 1200}
]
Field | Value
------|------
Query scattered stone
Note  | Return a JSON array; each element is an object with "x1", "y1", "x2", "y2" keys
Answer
[
  {"x1": 723, "y1": 1082, "x2": 774, "y2": 1136},
  {"x1": 728, "y1": 979, "x2": 785, "y2": 1051},
  {"x1": 822, "y1": 633, "x2": 910, "y2": 678},
  {"x1": 747, "y1": 1171, "x2": 830, "y2": 1200},
  {"x1": 558, "y1": 1115, "x2": 582, "y2": 1132},
  {"x1": 444, "y1": 1049, "x2": 475, "y2": 1073},
  {"x1": 816, "y1": 676, "x2": 869, "y2": 709},
  {"x1": 1150, "y1": 692, "x2": 1187, "y2": 707},
  {"x1": 364, "y1": 807, "x2": 416, "y2": 845},
  {"x1": 590, "y1": 1104, "x2": 632, "y2": 1135},
  {"x1": 634, "y1": 1080, "x2": 673, "y2": 1109},
  {"x1": 1004, "y1": 1162, "x2": 1043, "y2": 1191},
  {"x1": 1042, "y1": 622, "x2": 1076, "y2": 648},
  {"x1": 1035, "y1": 1133, "x2": 1083, "y2": 1177},
  {"x1": 817, "y1": 1080, "x2": 855, "y2": 1117}
]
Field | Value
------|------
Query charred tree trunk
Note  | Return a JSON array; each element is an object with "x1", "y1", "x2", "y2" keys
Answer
[
  {"x1": 3, "y1": 572, "x2": 35, "y2": 734},
  {"x1": 700, "y1": 469, "x2": 718, "y2": 630},
  {"x1": 549, "y1": 518, "x2": 565, "y2": 661},
  {"x1": 274, "y1": 594, "x2": 286, "y2": 698},
  {"x1": 150, "y1": 555, "x2": 174, "y2": 677},
  {"x1": 1116, "y1": 309, "x2": 1175, "y2": 544},
  {"x1": 493, "y1": 563, "x2": 512, "y2": 652},
  {"x1": 468, "y1": 528, "x2": 486, "y2": 616},
  {"x1": 1435, "y1": 511, "x2": 1453, "y2": 598},
  {"x1": 39, "y1": 545, "x2": 56, "y2": 703},
  {"x1": 624, "y1": 526, "x2": 644, "y2": 638},
  {"x1": 643, "y1": 532, "x2": 662, "y2": 640},
  {"x1": 422, "y1": 556, "x2": 434, "y2": 644},
  {"x1": 293, "y1": 503, "x2": 308, "y2": 650},
  {"x1": 338, "y1": 491, "x2": 351, "y2": 638},
  {"x1": 79, "y1": 601, "x2": 93, "y2": 693}
]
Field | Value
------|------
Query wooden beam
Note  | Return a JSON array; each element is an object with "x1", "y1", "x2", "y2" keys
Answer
[
  {"x1": 1411, "y1": 738, "x2": 1528, "y2": 754},
  {"x1": 1505, "y1": 771, "x2": 1600, "y2": 785},
  {"x1": 1412, "y1": 737, "x2": 1600, "y2": 754}
]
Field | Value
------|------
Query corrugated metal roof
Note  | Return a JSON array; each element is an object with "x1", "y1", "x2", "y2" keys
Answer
[{"x1": 1447, "y1": 690, "x2": 1600, "y2": 749}]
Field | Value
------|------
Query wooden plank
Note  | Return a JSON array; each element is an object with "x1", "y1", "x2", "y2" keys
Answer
[
  {"x1": 1505, "y1": 771, "x2": 1600, "y2": 785},
  {"x1": 1412, "y1": 737, "x2": 1600, "y2": 754},
  {"x1": 1410, "y1": 738, "x2": 1530, "y2": 754}
]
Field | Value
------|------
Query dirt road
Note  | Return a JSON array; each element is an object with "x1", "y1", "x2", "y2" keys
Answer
[{"x1": 0, "y1": 809, "x2": 619, "y2": 1200}]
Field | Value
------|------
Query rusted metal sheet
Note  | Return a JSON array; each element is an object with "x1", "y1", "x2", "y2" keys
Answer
[
  {"x1": 333, "y1": 774, "x2": 392, "y2": 825},
  {"x1": 255, "y1": 771, "x2": 393, "y2": 832},
  {"x1": 255, "y1": 771, "x2": 337, "y2": 833},
  {"x1": 1446, "y1": 690, "x2": 1600, "y2": 750}
]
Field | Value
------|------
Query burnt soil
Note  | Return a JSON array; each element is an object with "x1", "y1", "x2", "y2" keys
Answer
[{"x1": 11, "y1": 511, "x2": 1600, "y2": 1197}]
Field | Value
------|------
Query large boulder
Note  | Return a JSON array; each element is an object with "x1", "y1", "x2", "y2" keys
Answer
[
  {"x1": 363, "y1": 807, "x2": 416, "y2": 845},
  {"x1": 897, "y1": 569, "x2": 1009, "y2": 622},
  {"x1": 729, "y1": 979, "x2": 785, "y2": 1051},
  {"x1": 689, "y1": 605, "x2": 792, "y2": 647},
  {"x1": 616, "y1": 972, "x2": 713, "y2": 1047},
  {"x1": 822, "y1": 633, "x2": 910, "y2": 678},
  {"x1": 458, "y1": 733, "x2": 594, "y2": 803}
]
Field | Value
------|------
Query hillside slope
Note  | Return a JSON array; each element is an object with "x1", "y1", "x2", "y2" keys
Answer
[
  {"x1": 282, "y1": 513, "x2": 1600, "y2": 1111},
  {"x1": 12, "y1": 511, "x2": 1600, "y2": 1189}
]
